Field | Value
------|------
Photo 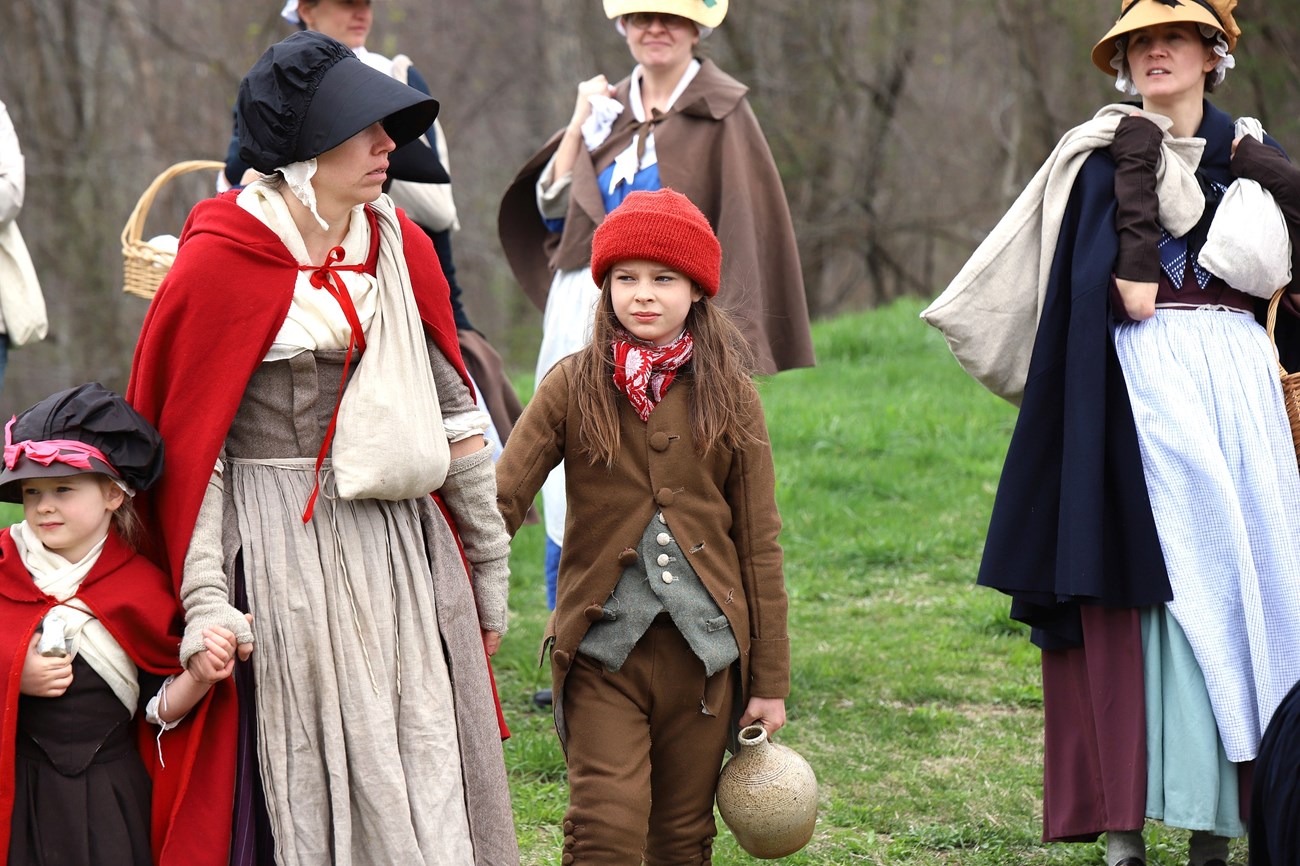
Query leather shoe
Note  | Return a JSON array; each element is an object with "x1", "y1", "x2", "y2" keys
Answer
[
  {"x1": 1114, "y1": 859, "x2": 1145, "y2": 866},
  {"x1": 532, "y1": 688, "x2": 553, "y2": 707}
]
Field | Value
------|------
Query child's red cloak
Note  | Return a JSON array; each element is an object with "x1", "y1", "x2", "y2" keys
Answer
[{"x1": 0, "y1": 528, "x2": 230, "y2": 865}]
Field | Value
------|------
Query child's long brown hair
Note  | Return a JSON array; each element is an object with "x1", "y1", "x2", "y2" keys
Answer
[
  {"x1": 111, "y1": 495, "x2": 144, "y2": 551},
  {"x1": 571, "y1": 276, "x2": 764, "y2": 466},
  {"x1": 99, "y1": 476, "x2": 144, "y2": 550}
]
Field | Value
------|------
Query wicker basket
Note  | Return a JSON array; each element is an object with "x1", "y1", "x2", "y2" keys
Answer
[
  {"x1": 1267, "y1": 287, "x2": 1300, "y2": 469},
  {"x1": 121, "y1": 160, "x2": 225, "y2": 300}
]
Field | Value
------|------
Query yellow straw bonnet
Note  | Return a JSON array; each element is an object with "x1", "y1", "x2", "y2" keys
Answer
[
  {"x1": 602, "y1": 0, "x2": 729, "y2": 29},
  {"x1": 1091, "y1": 0, "x2": 1240, "y2": 75}
]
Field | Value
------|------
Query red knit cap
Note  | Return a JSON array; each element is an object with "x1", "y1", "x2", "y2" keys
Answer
[{"x1": 591, "y1": 188, "x2": 722, "y2": 297}]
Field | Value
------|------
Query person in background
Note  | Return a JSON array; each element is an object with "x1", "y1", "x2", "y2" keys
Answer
[
  {"x1": 0, "y1": 99, "x2": 49, "y2": 394},
  {"x1": 0, "y1": 383, "x2": 234, "y2": 866},
  {"x1": 496, "y1": 188, "x2": 791, "y2": 864},
  {"x1": 223, "y1": 0, "x2": 525, "y2": 456},
  {"x1": 130, "y1": 32, "x2": 518, "y2": 865},
  {"x1": 498, "y1": 1, "x2": 813, "y2": 705}
]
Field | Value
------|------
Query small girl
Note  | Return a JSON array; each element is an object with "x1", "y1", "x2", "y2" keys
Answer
[
  {"x1": 0, "y1": 383, "x2": 239, "y2": 866},
  {"x1": 497, "y1": 188, "x2": 791, "y2": 865}
]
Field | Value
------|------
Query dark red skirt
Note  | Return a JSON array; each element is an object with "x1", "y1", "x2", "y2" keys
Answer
[{"x1": 1040, "y1": 605, "x2": 1146, "y2": 842}]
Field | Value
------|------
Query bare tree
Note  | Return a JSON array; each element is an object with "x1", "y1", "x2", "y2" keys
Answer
[{"x1": 1, "y1": 0, "x2": 1298, "y2": 412}]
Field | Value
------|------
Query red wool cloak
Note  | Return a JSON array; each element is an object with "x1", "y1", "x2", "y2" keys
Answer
[
  {"x1": 125, "y1": 193, "x2": 506, "y2": 859},
  {"x1": 126, "y1": 192, "x2": 471, "y2": 587},
  {"x1": 0, "y1": 528, "x2": 231, "y2": 866}
]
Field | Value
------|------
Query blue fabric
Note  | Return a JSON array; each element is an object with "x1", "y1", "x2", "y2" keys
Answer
[
  {"x1": 597, "y1": 160, "x2": 661, "y2": 213},
  {"x1": 1115, "y1": 309, "x2": 1300, "y2": 762},
  {"x1": 1141, "y1": 607, "x2": 1244, "y2": 836},
  {"x1": 544, "y1": 161, "x2": 662, "y2": 236},
  {"x1": 544, "y1": 536, "x2": 560, "y2": 611},
  {"x1": 1157, "y1": 179, "x2": 1227, "y2": 291}
]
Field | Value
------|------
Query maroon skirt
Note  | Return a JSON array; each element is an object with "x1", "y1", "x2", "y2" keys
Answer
[{"x1": 1040, "y1": 605, "x2": 1146, "y2": 842}]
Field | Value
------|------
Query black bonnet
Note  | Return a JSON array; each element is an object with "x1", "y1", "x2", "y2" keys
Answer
[
  {"x1": 236, "y1": 30, "x2": 438, "y2": 173},
  {"x1": 0, "y1": 383, "x2": 164, "y2": 501}
]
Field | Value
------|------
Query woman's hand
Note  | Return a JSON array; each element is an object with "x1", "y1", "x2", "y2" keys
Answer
[
  {"x1": 569, "y1": 75, "x2": 613, "y2": 130},
  {"x1": 20, "y1": 633, "x2": 74, "y2": 697},
  {"x1": 482, "y1": 630, "x2": 502, "y2": 657},
  {"x1": 232, "y1": 612, "x2": 255, "y2": 662},
  {"x1": 1114, "y1": 277, "x2": 1158, "y2": 321},
  {"x1": 739, "y1": 696, "x2": 787, "y2": 735}
]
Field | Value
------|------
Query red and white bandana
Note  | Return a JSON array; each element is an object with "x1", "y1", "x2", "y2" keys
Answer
[{"x1": 611, "y1": 330, "x2": 694, "y2": 421}]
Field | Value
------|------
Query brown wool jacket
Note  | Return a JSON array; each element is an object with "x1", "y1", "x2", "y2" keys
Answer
[
  {"x1": 497, "y1": 59, "x2": 815, "y2": 375},
  {"x1": 496, "y1": 355, "x2": 791, "y2": 703}
]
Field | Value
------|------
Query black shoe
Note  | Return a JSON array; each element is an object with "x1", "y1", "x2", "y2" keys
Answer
[
  {"x1": 1114, "y1": 859, "x2": 1145, "y2": 866},
  {"x1": 532, "y1": 688, "x2": 553, "y2": 707}
]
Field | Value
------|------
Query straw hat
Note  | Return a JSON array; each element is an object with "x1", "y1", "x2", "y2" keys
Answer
[
  {"x1": 1091, "y1": 0, "x2": 1240, "y2": 76},
  {"x1": 603, "y1": 0, "x2": 729, "y2": 29}
]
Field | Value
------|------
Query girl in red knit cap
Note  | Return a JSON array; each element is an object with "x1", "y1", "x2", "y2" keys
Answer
[{"x1": 497, "y1": 187, "x2": 792, "y2": 864}]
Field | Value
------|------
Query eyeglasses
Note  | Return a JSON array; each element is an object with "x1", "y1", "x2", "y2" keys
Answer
[{"x1": 622, "y1": 12, "x2": 694, "y2": 30}]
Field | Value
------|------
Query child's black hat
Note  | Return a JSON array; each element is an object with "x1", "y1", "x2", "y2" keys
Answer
[{"x1": 0, "y1": 383, "x2": 164, "y2": 501}]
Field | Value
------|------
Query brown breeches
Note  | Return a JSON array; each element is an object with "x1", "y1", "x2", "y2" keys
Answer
[{"x1": 561, "y1": 622, "x2": 736, "y2": 865}]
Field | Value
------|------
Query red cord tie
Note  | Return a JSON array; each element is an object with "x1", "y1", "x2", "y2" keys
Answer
[{"x1": 299, "y1": 245, "x2": 368, "y2": 523}]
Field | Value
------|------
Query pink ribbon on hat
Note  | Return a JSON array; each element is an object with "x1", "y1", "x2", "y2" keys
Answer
[{"x1": 3, "y1": 416, "x2": 117, "y2": 475}]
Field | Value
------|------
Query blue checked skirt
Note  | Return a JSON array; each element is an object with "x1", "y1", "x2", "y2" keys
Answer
[{"x1": 1114, "y1": 307, "x2": 1300, "y2": 763}]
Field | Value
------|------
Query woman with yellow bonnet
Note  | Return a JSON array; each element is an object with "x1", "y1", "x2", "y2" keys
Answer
[{"x1": 943, "y1": 1, "x2": 1300, "y2": 863}]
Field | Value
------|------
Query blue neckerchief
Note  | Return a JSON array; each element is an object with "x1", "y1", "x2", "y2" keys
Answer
[
  {"x1": 1157, "y1": 100, "x2": 1236, "y2": 291},
  {"x1": 1158, "y1": 178, "x2": 1227, "y2": 291}
]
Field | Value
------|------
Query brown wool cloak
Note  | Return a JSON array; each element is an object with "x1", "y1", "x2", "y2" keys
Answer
[{"x1": 498, "y1": 58, "x2": 815, "y2": 375}]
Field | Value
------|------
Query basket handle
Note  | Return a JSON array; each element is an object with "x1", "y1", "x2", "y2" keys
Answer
[
  {"x1": 120, "y1": 160, "x2": 226, "y2": 250},
  {"x1": 1267, "y1": 287, "x2": 1295, "y2": 377}
]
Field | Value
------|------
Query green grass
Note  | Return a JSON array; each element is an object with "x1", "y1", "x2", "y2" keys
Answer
[{"x1": 494, "y1": 300, "x2": 1249, "y2": 865}]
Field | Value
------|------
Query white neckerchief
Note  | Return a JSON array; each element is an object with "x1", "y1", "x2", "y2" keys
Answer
[
  {"x1": 603, "y1": 60, "x2": 700, "y2": 194},
  {"x1": 238, "y1": 180, "x2": 380, "y2": 361},
  {"x1": 353, "y1": 45, "x2": 393, "y2": 76},
  {"x1": 14, "y1": 522, "x2": 139, "y2": 714}
]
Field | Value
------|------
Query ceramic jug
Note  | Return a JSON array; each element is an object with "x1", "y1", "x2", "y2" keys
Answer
[{"x1": 715, "y1": 724, "x2": 817, "y2": 858}]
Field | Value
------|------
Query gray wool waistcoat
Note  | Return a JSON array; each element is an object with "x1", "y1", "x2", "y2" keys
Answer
[{"x1": 579, "y1": 510, "x2": 740, "y2": 676}]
